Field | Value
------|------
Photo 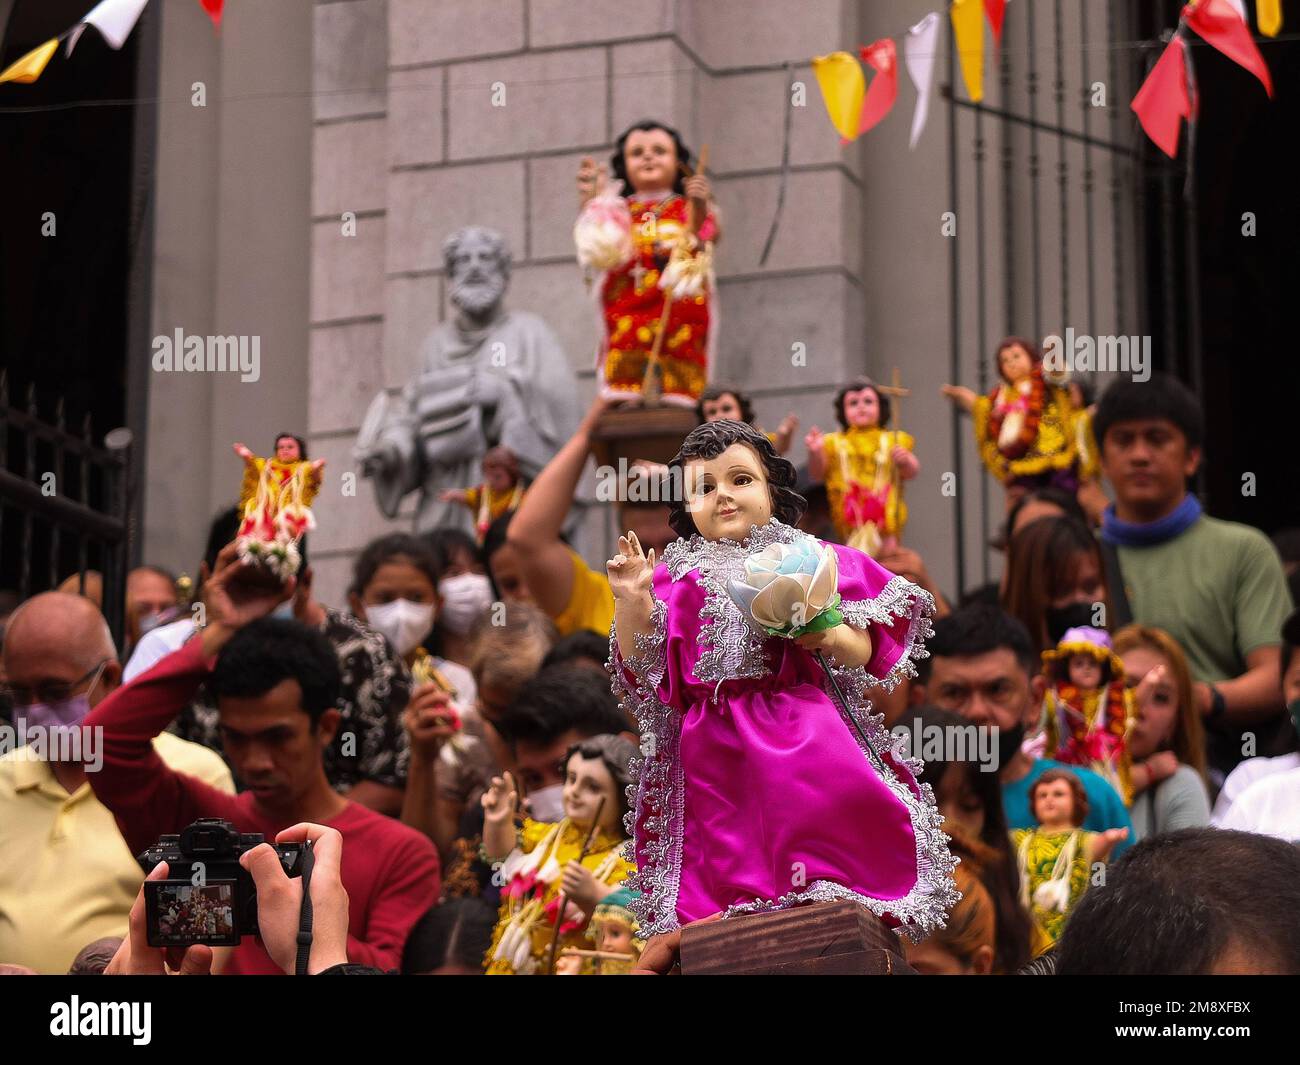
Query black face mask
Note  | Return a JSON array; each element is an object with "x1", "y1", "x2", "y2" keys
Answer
[
  {"x1": 1046, "y1": 602, "x2": 1099, "y2": 645},
  {"x1": 996, "y1": 722, "x2": 1027, "y2": 771}
]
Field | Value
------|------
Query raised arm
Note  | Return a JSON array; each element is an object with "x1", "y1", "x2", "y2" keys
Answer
[
  {"x1": 608, "y1": 532, "x2": 657, "y2": 662},
  {"x1": 506, "y1": 395, "x2": 610, "y2": 617}
]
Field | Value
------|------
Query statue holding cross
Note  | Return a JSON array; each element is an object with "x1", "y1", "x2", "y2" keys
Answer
[{"x1": 803, "y1": 372, "x2": 920, "y2": 557}]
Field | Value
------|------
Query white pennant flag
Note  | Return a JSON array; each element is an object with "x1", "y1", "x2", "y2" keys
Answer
[
  {"x1": 68, "y1": 0, "x2": 151, "y2": 56},
  {"x1": 904, "y1": 12, "x2": 942, "y2": 149}
]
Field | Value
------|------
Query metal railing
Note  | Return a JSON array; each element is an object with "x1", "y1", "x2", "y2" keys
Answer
[
  {"x1": 944, "y1": 0, "x2": 1199, "y2": 593},
  {"x1": 0, "y1": 371, "x2": 135, "y2": 649}
]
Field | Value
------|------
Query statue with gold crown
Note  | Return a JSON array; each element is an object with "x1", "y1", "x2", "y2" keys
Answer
[
  {"x1": 232, "y1": 433, "x2": 324, "y2": 578},
  {"x1": 575, "y1": 120, "x2": 718, "y2": 407}
]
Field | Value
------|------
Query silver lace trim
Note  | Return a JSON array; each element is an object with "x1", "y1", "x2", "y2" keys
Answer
[{"x1": 606, "y1": 520, "x2": 957, "y2": 939}]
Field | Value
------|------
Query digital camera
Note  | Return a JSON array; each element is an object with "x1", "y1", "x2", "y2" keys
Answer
[{"x1": 137, "y1": 818, "x2": 306, "y2": 947}]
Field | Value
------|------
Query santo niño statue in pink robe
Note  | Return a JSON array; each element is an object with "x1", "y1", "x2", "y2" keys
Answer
[{"x1": 607, "y1": 420, "x2": 958, "y2": 940}]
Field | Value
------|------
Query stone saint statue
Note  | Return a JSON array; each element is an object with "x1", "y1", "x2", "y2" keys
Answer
[{"x1": 355, "y1": 226, "x2": 579, "y2": 533}]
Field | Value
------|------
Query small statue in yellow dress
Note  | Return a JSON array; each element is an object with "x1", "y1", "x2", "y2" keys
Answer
[
  {"x1": 481, "y1": 735, "x2": 636, "y2": 975},
  {"x1": 1012, "y1": 768, "x2": 1128, "y2": 950},
  {"x1": 804, "y1": 377, "x2": 918, "y2": 556},
  {"x1": 437, "y1": 445, "x2": 524, "y2": 544},
  {"x1": 942, "y1": 337, "x2": 1096, "y2": 510},
  {"x1": 232, "y1": 433, "x2": 325, "y2": 578}
]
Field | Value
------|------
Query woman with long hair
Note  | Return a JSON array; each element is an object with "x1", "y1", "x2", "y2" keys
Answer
[
  {"x1": 1113, "y1": 625, "x2": 1211, "y2": 840},
  {"x1": 1001, "y1": 516, "x2": 1109, "y2": 657}
]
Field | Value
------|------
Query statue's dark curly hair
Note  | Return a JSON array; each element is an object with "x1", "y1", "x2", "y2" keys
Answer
[{"x1": 666, "y1": 419, "x2": 806, "y2": 540}]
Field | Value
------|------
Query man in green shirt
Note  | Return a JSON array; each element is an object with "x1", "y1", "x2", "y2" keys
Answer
[{"x1": 1094, "y1": 375, "x2": 1292, "y2": 783}]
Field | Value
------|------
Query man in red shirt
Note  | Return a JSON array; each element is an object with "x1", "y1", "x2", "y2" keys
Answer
[{"x1": 83, "y1": 545, "x2": 438, "y2": 974}]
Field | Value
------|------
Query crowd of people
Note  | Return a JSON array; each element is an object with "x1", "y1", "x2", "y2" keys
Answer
[{"x1": 1, "y1": 371, "x2": 1298, "y2": 977}]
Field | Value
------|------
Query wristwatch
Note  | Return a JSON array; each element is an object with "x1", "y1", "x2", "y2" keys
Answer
[{"x1": 1207, "y1": 685, "x2": 1227, "y2": 724}]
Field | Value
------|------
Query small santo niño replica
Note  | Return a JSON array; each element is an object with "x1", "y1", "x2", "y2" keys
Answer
[
  {"x1": 437, "y1": 445, "x2": 524, "y2": 543},
  {"x1": 805, "y1": 374, "x2": 917, "y2": 556},
  {"x1": 575, "y1": 120, "x2": 719, "y2": 407},
  {"x1": 1042, "y1": 626, "x2": 1136, "y2": 805},
  {"x1": 607, "y1": 419, "x2": 957, "y2": 943},
  {"x1": 481, "y1": 736, "x2": 637, "y2": 975},
  {"x1": 1013, "y1": 768, "x2": 1128, "y2": 950},
  {"x1": 232, "y1": 434, "x2": 325, "y2": 578},
  {"x1": 941, "y1": 337, "x2": 1096, "y2": 505},
  {"x1": 556, "y1": 886, "x2": 646, "y2": 975}
]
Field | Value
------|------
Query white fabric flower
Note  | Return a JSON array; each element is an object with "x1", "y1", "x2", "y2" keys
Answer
[
  {"x1": 574, "y1": 184, "x2": 633, "y2": 270},
  {"x1": 727, "y1": 538, "x2": 838, "y2": 634}
]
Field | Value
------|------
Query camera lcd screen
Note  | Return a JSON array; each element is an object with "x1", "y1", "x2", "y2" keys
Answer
[{"x1": 145, "y1": 880, "x2": 240, "y2": 947}]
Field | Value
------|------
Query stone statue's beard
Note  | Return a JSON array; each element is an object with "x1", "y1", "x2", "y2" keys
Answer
[{"x1": 450, "y1": 274, "x2": 506, "y2": 318}]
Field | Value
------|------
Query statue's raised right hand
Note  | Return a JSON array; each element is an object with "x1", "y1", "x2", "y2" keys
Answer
[
  {"x1": 607, "y1": 531, "x2": 656, "y2": 601},
  {"x1": 577, "y1": 156, "x2": 607, "y2": 205}
]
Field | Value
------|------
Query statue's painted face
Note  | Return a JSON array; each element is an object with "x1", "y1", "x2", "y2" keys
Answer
[
  {"x1": 701, "y1": 393, "x2": 744, "y2": 422},
  {"x1": 623, "y1": 128, "x2": 678, "y2": 193},
  {"x1": 999, "y1": 342, "x2": 1034, "y2": 384},
  {"x1": 843, "y1": 387, "x2": 880, "y2": 429},
  {"x1": 1032, "y1": 778, "x2": 1075, "y2": 828},
  {"x1": 598, "y1": 921, "x2": 635, "y2": 954},
  {"x1": 447, "y1": 230, "x2": 507, "y2": 317},
  {"x1": 684, "y1": 443, "x2": 773, "y2": 542},
  {"x1": 563, "y1": 753, "x2": 622, "y2": 833},
  {"x1": 275, "y1": 436, "x2": 301, "y2": 462},
  {"x1": 1067, "y1": 653, "x2": 1103, "y2": 691}
]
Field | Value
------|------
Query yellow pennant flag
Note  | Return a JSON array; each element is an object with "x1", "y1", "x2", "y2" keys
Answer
[
  {"x1": 0, "y1": 37, "x2": 59, "y2": 85},
  {"x1": 950, "y1": 0, "x2": 984, "y2": 103},
  {"x1": 812, "y1": 51, "x2": 866, "y2": 142},
  {"x1": 1257, "y1": 0, "x2": 1282, "y2": 36}
]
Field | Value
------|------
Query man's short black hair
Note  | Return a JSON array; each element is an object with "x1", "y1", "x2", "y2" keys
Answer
[
  {"x1": 1092, "y1": 373, "x2": 1204, "y2": 451},
  {"x1": 918, "y1": 603, "x2": 1037, "y2": 685},
  {"x1": 1055, "y1": 828, "x2": 1300, "y2": 975},
  {"x1": 541, "y1": 629, "x2": 610, "y2": 671},
  {"x1": 401, "y1": 898, "x2": 497, "y2": 974},
  {"x1": 497, "y1": 664, "x2": 628, "y2": 749},
  {"x1": 209, "y1": 618, "x2": 340, "y2": 725}
]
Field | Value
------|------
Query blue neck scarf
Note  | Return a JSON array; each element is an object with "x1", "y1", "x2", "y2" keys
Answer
[{"x1": 1101, "y1": 494, "x2": 1202, "y2": 547}]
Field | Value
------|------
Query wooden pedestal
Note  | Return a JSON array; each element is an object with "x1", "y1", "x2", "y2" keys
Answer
[
  {"x1": 589, "y1": 407, "x2": 699, "y2": 470},
  {"x1": 679, "y1": 902, "x2": 915, "y2": 976}
]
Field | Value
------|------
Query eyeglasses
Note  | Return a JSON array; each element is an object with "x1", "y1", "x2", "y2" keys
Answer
[{"x1": 0, "y1": 659, "x2": 108, "y2": 708}]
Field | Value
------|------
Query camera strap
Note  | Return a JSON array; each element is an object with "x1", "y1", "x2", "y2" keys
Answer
[{"x1": 295, "y1": 841, "x2": 315, "y2": 977}]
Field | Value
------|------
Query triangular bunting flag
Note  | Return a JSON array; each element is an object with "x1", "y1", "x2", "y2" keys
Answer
[
  {"x1": 73, "y1": 0, "x2": 151, "y2": 54},
  {"x1": 984, "y1": 0, "x2": 1007, "y2": 44},
  {"x1": 1256, "y1": 0, "x2": 1282, "y2": 36},
  {"x1": 857, "y1": 39, "x2": 899, "y2": 136},
  {"x1": 0, "y1": 38, "x2": 59, "y2": 85},
  {"x1": 200, "y1": 0, "x2": 223, "y2": 30},
  {"x1": 1131, "y1": 35, "x2": 1193, "y2": 158},
  {"x1": 1183, "y1": 0, "x2": 1273, "y2": 97},
  {"x1": 951, "y1": 0, "x2": 985, "y2": 102},
  {"x1": 904, "y1": 13, "x2": 942, "y2": 149},
  {"x1": 812, "y1": 52, "x2": 867, "y2": 143}
]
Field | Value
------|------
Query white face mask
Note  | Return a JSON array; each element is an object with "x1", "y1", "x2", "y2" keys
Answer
[
  {"x1": 526, "y1": 783, "x2": 566, "y2": 823},
  {"x1": 437, "y1": 572, "x2": 494, "y2": 635},
  {"x1": 365, "y1": 599, "x2": 435, "y2": 657}
]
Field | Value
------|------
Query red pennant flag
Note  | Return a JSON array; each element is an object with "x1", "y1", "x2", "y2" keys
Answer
[
  {"x1": 857, "y1": 39, "x2": 899, "y2": 135},
  {"x1": 1131, "y1": 36, "x2": 1193, "y2": 158},
  {"x1": 984, "y1": 0, "x2": 1007, "y2": 44},
  {"x1": 1182, "y1": 0, "x2": 1272, "y2": 97},
  {"x1": 199, "y1": 0, "x2": 223, "y2": 30}
]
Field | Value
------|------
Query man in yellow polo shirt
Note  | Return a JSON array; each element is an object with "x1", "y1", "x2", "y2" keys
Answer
[
  {"x1": 505, "y1": 396, "x2": 676, "y2": 639},
  {"x1": 0, "y1": 592, "x2": 232, "y2": 974}
]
